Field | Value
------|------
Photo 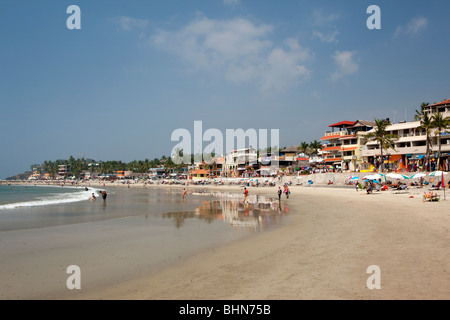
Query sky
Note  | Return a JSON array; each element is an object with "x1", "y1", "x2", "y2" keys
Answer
[{"x1": 1, "y1": 0, "x2": 449, "y2": 178}]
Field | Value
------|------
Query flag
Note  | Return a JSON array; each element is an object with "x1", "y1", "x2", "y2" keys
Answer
[{"x1": 442, "y1": 172, "x2": 446, "y2": 188}]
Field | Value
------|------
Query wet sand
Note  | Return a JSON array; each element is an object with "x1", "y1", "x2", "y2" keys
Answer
[
  {"x1": 0, "y1": 185, "x2": 288, "y2": 299},
  {"x1": 69, "y1": 183, "x2": 450, "y2": 300}
]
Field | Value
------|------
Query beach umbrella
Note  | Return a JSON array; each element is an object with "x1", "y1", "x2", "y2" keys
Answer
[
  {"x1": 429, "y1": 171, "x2": 448, "y2": 177},
  {"x1": 386, "y1": 173, "x2": 410, "y2": 180},
  {"x1": 429, "y1": 171, "x2": 448, "y2": 200},
  {"x1": 410, "y1": 173, "x2": 426, "y2": 179},
  {"x1": 363, "y1": 174, "x2": 381, "y2": 180},
  {"x1": 350, "y1": 177, "x2": 359, "y2": 181}
]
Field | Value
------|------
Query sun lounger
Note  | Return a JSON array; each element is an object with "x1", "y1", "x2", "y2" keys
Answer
[
  {"x1": 423, "y1": 192, "x2": 440, "y2": 202},
  {"x1": 393, "y1": 184, "x2": 409, "y2": 194}
]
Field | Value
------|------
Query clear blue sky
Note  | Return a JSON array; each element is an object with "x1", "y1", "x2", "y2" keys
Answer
[{"x1": 1, "y1": 0, "x2": 449, "y2": 178}]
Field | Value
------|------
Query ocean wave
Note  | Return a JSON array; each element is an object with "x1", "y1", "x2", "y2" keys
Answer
[{"x1": 0, "y1": 187, "x2": 102, "y2": 210}]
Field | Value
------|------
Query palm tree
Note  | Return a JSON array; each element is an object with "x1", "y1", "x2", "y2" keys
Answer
[
  {"x1": 309, "y1": 140, "x2": 322, "y2": 156},
  {"x1": 414, "y1": 102, "x2": 429, "y2": 121},
  {"x1": 365, "y1": 118, "x2": 398, "y2": 173},
  {"x1": 431, "y1": 112, "x2": 450, "y2": 170},
  {"x1": 417, "y1": 113, "x2": 434, "y2": 171},
  {"x1": 297, "y1": 142, "x2": 310, "y2": 156}
]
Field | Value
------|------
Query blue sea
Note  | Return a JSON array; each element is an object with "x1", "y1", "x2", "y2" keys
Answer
[{"x1": 0, "y1": 184, "x2": 98, "y2": 209}]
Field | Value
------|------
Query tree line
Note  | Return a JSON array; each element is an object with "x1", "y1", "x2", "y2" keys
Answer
[{"x1": 31, "y1": 155, "x2": 180, "y2": 179}]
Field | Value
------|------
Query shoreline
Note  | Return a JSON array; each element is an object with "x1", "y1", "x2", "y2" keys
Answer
[
  {"x1": 2, "y1": 179, "x2": 450, "y2": 299},
  {"x1": 67, "y1": 182, "x2": 450, "y2": 300}
]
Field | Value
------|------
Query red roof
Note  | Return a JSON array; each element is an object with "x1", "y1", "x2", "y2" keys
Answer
[
  {"x1": 190, "y1": 169, "x2": 209, "y2": 175},
  {"x1": 322, "y1": 146, "x2": 341, "y2": 151},
  {"x1": 324, "y1": 158, "x2": 342, "y2": 162},
  {"x1": 328, "y1": 121, "x2": 356, "y2": 128},
  {"x1": 429, "y1": 99, "x2": 450, "y2": 107},
  {"x1": 320, "y1": 134, "x2": 342, "y2": 141},
  {"x1": 341, "y1": 146, "x2": 358, "y2": 151},
  {"x1": 339, "y1": 135, "x2": 357, "y2": 140}
]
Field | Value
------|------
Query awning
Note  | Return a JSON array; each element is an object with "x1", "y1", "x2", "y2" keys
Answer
[{"x1": 384, "y1": 155, "x2": 402, "y2": 163}]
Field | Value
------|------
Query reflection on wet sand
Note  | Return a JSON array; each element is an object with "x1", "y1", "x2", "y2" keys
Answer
[{"x1": 162, "y1": 191, "x2": 289, "y2": 231}]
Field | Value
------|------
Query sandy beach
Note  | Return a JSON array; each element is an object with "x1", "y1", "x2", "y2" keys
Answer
[{"x1": 54, "y1": 180, "x2": 450, "y2": 300}]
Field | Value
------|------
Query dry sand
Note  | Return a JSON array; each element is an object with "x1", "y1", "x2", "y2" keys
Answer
[{"x1": 68, "y1": 182, "x2": 450, "y2": 300}]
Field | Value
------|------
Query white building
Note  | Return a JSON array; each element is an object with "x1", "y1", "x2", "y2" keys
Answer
[{"x1": 362, "y1": 99, "x2": 450, "y2": 171}]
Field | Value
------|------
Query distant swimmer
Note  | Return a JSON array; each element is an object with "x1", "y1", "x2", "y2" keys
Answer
[
  {"x1": 100, "y1": 190, "x2": 107, "y2": 202},
  {"x1": 85, "y1": 187, "x2": 89, "y2": 191},
  {"x1": 90, "y1": 193, "x2": 96, "y2": 201}
]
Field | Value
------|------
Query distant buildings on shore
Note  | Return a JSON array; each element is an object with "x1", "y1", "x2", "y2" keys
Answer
[{"x1": 20, "y1": 98, "x2": 450, "y2": 182}]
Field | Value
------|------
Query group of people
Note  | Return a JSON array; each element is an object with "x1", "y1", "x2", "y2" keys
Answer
[
  {"x1": 277, "y1": 184, "x2": 290, "y2": 201},
  {"x1": 242, "y1": 184, "x2": 291, "y2": 204},
  {"x1": 89, "y1": 189, "x2": 107, "y2": 202}
]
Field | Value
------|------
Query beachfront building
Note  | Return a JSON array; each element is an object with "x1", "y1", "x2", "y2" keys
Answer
[
  {"x1": 222, "y1": 148, "x2": 258, "y2": 178},
  {"x1": 194, "y1": 156, "x2": 223, "y2": 178},
  {"x1": 423, "y1": 99, "x2": 450, "y2": 170},
  {"x1": 362, "y1": 99, "x2": 450, "y2": 172},
  {"x1": 423, "y1": 99, "x2": 450, "y2": 118},
  {"x1": 320, "y1": 120, "x2": 376, "y2": 172},
  {"x1": 58, "y1": 165, "x2": 69, "y2": 178},
  {"x1": 340, "y1": 120, "x2": 376, "y2": 172},
  {"x1": 80, "y1": 170, "x2": 99, "y2": 180},
  {"x1": 320, "y1": 121, "x2": 356, "y2": 170},
  {"x1": 149, "y1": 167, "x2": 165, "y2": 177},
  {"x1": 362, "y1": 121, "x2": 425, "y2": 171},
  {"x1": 296, "y1": 154, "x2": 310, "y2": 172},
  {"x1": 188, "y1": 169, "x2": 210, "y2": 180},
  {"x1": 278, "y1": 146, "x2": 299, "y2": 173}
]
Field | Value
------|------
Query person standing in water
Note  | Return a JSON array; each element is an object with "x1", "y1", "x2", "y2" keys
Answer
[
  {"x1": 182, "y1": 188, "x2": 187, "y2": 199},
  {"x1": 243, "y1": 187, "x2": 249, "y2": 204},
  {"x1": 100, "y1": 190, "x2": 107, "y2": 202}
]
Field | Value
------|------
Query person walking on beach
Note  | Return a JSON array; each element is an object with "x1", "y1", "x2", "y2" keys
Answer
[
  {"x1": 284, "y1": 185, "x2": 290, "y2": 199},
  {"x1": 182, "y1": 188, "x2": 187, "y2": 199},
  {"x1": 243, "y1": 187, "x2": 249, "y2": 204},
  {"x1": 277, "y1": 187, "x2": 282, "y2": 201}
]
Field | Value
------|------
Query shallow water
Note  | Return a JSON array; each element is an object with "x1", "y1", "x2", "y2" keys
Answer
[{"x1": 0, "y1": 186, "x2": 291, "y2": 299}]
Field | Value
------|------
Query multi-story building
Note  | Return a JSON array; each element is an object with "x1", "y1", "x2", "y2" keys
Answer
[
  {"x1": 320, "y1": 120, "x2": 376, "y2": 171},
  {"x1": 222, "y1": 147, "x2": 258, "y2": 177},
  {"x1": 340, "y1": 120, "x2": 375, "y2": 171},
  {"x1": 320, "y1": 121, "x2": 356, "y2": 170},
  {"x1": 362, "y1": 121, "x2": 428, "y2": 171},
  {"x1": 58, "y1": 165, "x2": 69, "y2": 177},
  {"x1": 362, "y1": 98, "x2": 450, "y2": 172}
]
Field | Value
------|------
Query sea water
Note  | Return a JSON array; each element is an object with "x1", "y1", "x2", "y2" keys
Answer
[
  {"x1": 0, "y1": 184, "x2": 291, "y2": 299},
  {"x1": 0, "y1": 184, "x2": 99, "y2": 209}
]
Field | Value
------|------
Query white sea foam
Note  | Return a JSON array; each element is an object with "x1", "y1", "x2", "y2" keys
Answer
[{"x1": 0, "y1": 188, "x2": 102, "y2": 210}]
